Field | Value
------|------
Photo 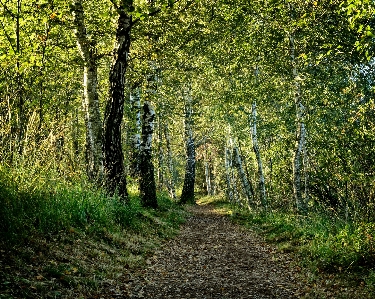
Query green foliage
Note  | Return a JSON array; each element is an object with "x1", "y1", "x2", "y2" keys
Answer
[
  {"x1": 365, "y1": 269, "x2": 375, "y2": 292},
  {"x1": 305, "y1": 223, "x2": 375, "y2": 272},
  {"x1": 207, "y1": 197, "x2": 375, "y2": 294},
  {"x1": 232, "y1": 204, "x2": 375, "y2": 273},
  {"x1": 0, "y1": 165, "x2": 186, "y2": 298},
  {"x1": 0, "y1": 165, "x2": 185, "y2": 246}
]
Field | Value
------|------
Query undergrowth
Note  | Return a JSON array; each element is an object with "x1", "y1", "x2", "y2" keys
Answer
[
  {"x1": 200, "y1": 195, "x2": 375, "y2": 294},
  {"x1": 0, "y1": 165, "x2": 186, "y2": 298}
]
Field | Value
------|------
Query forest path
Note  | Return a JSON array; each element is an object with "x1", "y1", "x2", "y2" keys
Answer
[{"x1": 125, "y1": 203, "x2": 302, "y2": 298}]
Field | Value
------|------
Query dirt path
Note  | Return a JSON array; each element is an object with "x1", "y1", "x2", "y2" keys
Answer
[{"x1": 124, "y1": 204, "x2": 302, "y2": 298}]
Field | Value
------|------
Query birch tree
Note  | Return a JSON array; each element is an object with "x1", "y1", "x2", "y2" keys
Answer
[
  {"x1": 157, "y1": 112, "x2": 165, "y2": 190},
  {"x1": 203, "y1": 144, "x2": 215, "y2": 196},
  {"x1": 180, "y1": 84, "x2": 196, "y2": 204},
  {"x1": 72, "y1": 0, "x2": 103, "y2": 183},
  {"x1": 250, "y1": 102, "x2": 267, "y2": 208},
  {"x1": 103, "y1": 0, "x2": 132, "y2": 199},
  {"x1": 128, "y1": 87, "x2": 142, "y2": 177},
  {"x1": 139, "y1": 101, "x2": 157, "y2": 208},
  {"x1": 288, "y1": 26, "x2": 308, "y2": 213},
  {"x1": 224, "y1": 145, "x2": 234, "y2": 203},
  {"x1": 164, "y1": 122, "x2": 177, "y2": 200},
  {"x1": 233, "y1": 143, "x2": 254, "y2": 207}
]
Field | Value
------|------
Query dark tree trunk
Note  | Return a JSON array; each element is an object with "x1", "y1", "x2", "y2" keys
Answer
[
  {"x1": 180, "y1": 135, "x2": 196, "y2": 204},
  {"x1": 103, "y1": 5, "x2": 132, "y2": 199},
  {"x1": 180, "y1": 87, "x2": 196, "y2": 204},
  {"x1": 139, "y1": 101, "x2": 157, "y2": 208}
]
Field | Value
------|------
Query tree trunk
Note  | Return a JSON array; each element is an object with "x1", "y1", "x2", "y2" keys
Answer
[
  {"x1": 225, "y1": 146, "x2": 234, "y2": 202},
  {"x1": 250, "y1": 102, "x2": 267, "y2": 208},
  {"x1": 203, "y1": 144, "x2": 215, "y2": 196},
  {"x1": 16, "y1": 0, "x2": 24, "y2": 156},
  {"x1": 157, "y1": 113, "x2": 164, "y2": 190},
  {"x1": 128, "y1": 87, "x2": 141, "y2": 177},
  {"x1": 180, "y1": 86, "x2": 196, "y2": 204},
  {"x1": 289, "y1": 31, "x2": 308, "y2": 213},
  {"x1": 164, "y1": 123, "x2": 177, "y2": 200},
  {"x1": 294, "y1": 120, "x2": 307, "y2": 211},
  {"x1": 233, "y1": 145, "x2": 254, "y2": 207},
  {"x1": 303, "y1": 142, "x2": 309, "y2": 206},
  {"x1": 139, "y1": 101, "x2": 157, "y2": 208},
  {"x1": 103, "y1": 4, "x2": 132, "y2": 199},
  {"x1": 72, "y1": 0, "x2": 103, "y2": 183},
  {"x1": 204, "y1": 161, "x2": 212, "y2": 195}
]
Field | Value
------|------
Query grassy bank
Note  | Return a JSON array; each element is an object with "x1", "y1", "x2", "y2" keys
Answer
[
  {"x1": 0, "y1": 166, "x2": 186, "y2": 298},
  {"x1": 199, "y1": 195, "x2": 375, "y2": 297}
]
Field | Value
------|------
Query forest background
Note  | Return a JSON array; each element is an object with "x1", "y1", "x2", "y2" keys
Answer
[{"x1": 1, "y1": 0, "x2": 375, "y2": 297}]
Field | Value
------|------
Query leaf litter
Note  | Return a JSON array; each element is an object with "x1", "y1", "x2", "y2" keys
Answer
[
  {"x1": 124, "y1": 204, "x2": 300, "y2": 298},
  {"x1": 1, "y1": 203, "x2": 371, "y2": 298}
]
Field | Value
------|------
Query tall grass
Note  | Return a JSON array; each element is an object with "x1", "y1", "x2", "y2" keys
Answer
[
  {"x1": 0, "y1": 165, "x2": 184, "y2": 245},
  {"x1": 217, "y1": 200, "x2": 375, "y2": 275}
]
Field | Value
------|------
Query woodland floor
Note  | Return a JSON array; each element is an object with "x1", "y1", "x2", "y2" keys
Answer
[
  {"x1": 2, "y1": 202, "x2": 370, "y2": 298},
  {"x1": 123, "y1": 204, "x2": 302, "y2": 298}
]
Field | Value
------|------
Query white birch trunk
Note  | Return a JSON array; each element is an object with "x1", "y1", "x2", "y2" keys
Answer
[
  {"x1": 203, "y1": 145, "x2": 214, "y2": 196},
  {"x1": 250, "y1": 103, "x2": 267, "y2": 208},
  {"x1": 164, "y1": 123, "x2": 177, "y2": 200},
  {"x1": 289, "y1": 31, "x2": 307, "y2": 212},
  {"x1": 72, "y1": 0, "x2": 103, "y2": 183},
  {"x1": 233, "y1": 145, "x2": 254, "y2": 207},
  {"x1": 225, "y1": 146, "x2": 234, "y2": 202},
  {"x1": 204, "y1": 161, "x2": 212, "y2": 196},
  {"x1": 157, "y1": 114, "x2": 164, "y2": 190},
  {"x1": 128, "y1": 88, "x2": 141, "y2": 176},
  {"x1": 303, "y1": 138, "x2": 309, "y2": 206},
  {"x1": 140, "y1": 101, "x2": 155, "y2": 151}
]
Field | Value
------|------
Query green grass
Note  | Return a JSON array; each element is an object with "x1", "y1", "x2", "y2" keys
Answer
[
  {"x1": 232, "y1": 207, "x2": 375, "y2": 272},
  {"x1": 203, "y1": 195, "x2": 375, "y2": 294},
  {"x1": 0, "y1": 165, "x2": 187, "y2": 298},
  {"x1": 0, "y1": 166, "x2": 185, "y2": 245}
]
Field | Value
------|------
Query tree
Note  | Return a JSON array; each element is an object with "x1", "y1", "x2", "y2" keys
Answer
[
  {"x1": 180, "y1": 84, "x2": 196, "y2": 204},
  {"x1": 103, "y1": 0, "x2": 133, "y2": 199},
  {"x1": 72, "y1": 0, "x2": 103, "y2": 184},
  {"x1": 139, "y1": 101, "x2": 157, "y2": 208},
  {"x1": 127, "y1": 87, "x2": 142, "y2": 177}
]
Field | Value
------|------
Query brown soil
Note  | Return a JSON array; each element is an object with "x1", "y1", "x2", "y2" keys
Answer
[{"x1": 124, "y1": 204, "x2": 301, "y2": 298}]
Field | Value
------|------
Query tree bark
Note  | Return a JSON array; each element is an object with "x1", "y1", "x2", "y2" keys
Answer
[
  {"x1": 204, "y1": 160, "x2": 212, "y2": 195},
  {"x1": 128, "y1": 87, "x2": 141, "y2": 177},
  {"x1": 289, "y1": 31, "x2": 308, "y2": 213},
  {"x1": 139, "y1": 101, "x2": 157, "y2": 208},
  {"x1": 103, "y1": 3, "x2": 132, "y2": 199},
  {"x1": 157, "y1": 113, "x2": 164, "y2": 190},
  {"x1": 250, "y1": 102, "x2": 267, "y2": 208},
  {"x1": 225, "y1": 146, "x2": 234, "y2": 202},
  {"x1": 164, "y1": 123, "x2": 177, "y2": 200},
  {"x1": 204, "y1": 146, "x2": 215, "y2": 196},
  {"x1": 16, "y1": 0, "x2": 24, "y2": 156},
  {"x1": 180, "y1": 86, "x2": 196, "y2": 204},
  {"x1": 72, "y1": 0, "x2": 103, "y2": 183},
  {"x1": 233, "y1": 145, "x2": 254, "y2": 207}
]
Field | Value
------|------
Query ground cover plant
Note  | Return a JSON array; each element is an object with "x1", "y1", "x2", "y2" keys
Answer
[
  {"x1": 0, "y1": 166, "x2": 186, "y2": 298},
  {"x1": 198, "y1": 195, "x2": 375, "y2": 297}
]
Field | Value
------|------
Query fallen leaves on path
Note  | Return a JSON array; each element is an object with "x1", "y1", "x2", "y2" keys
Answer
[{"x1": 124, "y1": 204, "x2": 300, "y2": 298}]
